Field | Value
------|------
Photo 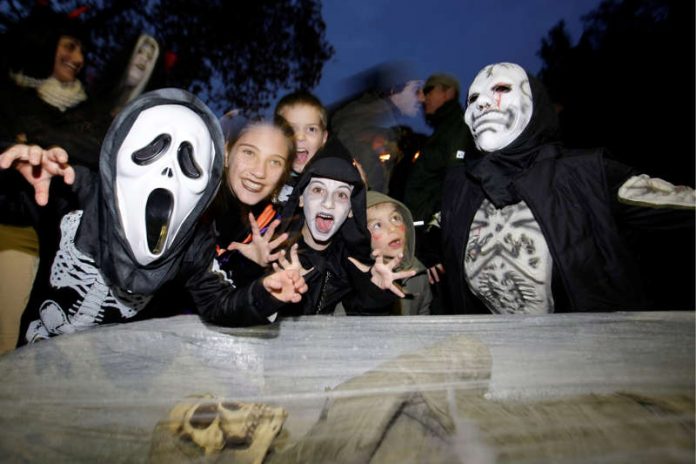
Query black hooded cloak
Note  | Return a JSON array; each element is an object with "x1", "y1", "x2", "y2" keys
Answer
[{"x1": 441, "y1": 67, "x2": 692, "y2": 314}]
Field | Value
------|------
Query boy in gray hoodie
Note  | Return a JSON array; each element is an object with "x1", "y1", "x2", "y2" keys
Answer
[{"x1": 365, "y1": 191, "x2": 432, "y2": 315}]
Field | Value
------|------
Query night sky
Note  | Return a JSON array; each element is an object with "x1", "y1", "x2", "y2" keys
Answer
[{"x1": 302, "y1": 0, "x2": 604, "y2": 132}]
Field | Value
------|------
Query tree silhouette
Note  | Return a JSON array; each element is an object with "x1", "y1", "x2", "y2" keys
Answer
[
  {"x1": 0, "y1": 0, "x2": 334, "y2": 115},
  {"x1": 537, "y1": 0, "x2": 695, "y2": 309},
  {"x1": 538, "y1": 0, "x2": 694, "y2": 184}
]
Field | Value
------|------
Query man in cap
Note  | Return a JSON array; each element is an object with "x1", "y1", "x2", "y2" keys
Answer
[
  {"x1": 404, "y1": 74, "x2": 475, "y2": 225},
  {"x1": 402, "y1": 73, "x2": 477, "y2": 313}
]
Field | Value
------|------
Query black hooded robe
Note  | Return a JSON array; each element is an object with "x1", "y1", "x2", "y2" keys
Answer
[{"x1": 441, "y1": 71, "x2": 693, "y2": 314}]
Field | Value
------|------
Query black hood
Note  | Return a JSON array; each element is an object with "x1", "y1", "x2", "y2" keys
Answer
[
  {"x1": 279, "y1": 139, "x2": 372, "y2": 263},
  {"x1": 469, "y1": 67, "x2": 561, "y2": 207},
  {"x1": 75, "y1": 88, "x2": 224, "y2": 294}
]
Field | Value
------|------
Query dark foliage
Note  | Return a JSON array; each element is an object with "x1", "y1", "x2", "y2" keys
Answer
[
  {"x1": 0, "y1": 0, "x2": 334, "y2": 115},
  {"x1": 538, "y1": 0, "x2": 694, "y2": 184},
  {"x1": 538, "y1": 0, "x2": 695, "y2": 310}
]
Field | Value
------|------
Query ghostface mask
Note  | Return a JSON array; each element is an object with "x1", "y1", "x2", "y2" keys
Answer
[
  {"x1": 464, "y1": 63, "x2": 533, "y2": 152},
  {"x1": 115, "y1": 104, "x2": 214, "y2": 265}
]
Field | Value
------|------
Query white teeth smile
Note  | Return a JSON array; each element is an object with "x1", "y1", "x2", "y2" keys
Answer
[
  {"x1": 241, "y1": 179, "x2": 263, "y2": 192},
  {"x1": 317, "y1": 212, "x2": 334, "y2": 219}
]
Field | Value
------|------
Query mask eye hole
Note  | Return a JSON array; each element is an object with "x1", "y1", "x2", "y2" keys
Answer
[
  {"x1": 178, "y1": 141, "x2": 202, "y2": 179},
  {"x1": 132, "y1": 133, "x2": 171, "y2": 165},
  {"x1": 493, "y1": 84, "x2": 511, "y2": 93},
  {"x1": 468, "y1": 93, "x2": 479, "y2": 104}
]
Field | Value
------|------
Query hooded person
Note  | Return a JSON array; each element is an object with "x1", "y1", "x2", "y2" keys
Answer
[
  {"x1": 277, "y1": 139, "x2": 413, "y2": 315},
  {"x1": 329, "y1": 61, "x2": 422, "y2": 193},
  {"x1": 441, "y1": 62, "x2": 695, "y2": 315},
  {"x1": 0, "y1": 88, "x2": 306, "y2": 345},
  {"x1": 364, "y1": 191, "x2": 432, "y2": 315},
  {"x1": 0, "y1": 6, "x2": 91, "y2": 351},
  {"x1": 25, "y1": 34, "x2": 162, "y2": 171}
]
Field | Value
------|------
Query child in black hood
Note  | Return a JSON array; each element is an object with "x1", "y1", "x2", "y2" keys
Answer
[{"x1": 276, "y1": 139, "x2": 414, "y2": 316}]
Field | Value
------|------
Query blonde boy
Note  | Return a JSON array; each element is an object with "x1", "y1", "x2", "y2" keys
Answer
[{"x1": 274, "y1": 91, "x2": 328, "y2": 203}]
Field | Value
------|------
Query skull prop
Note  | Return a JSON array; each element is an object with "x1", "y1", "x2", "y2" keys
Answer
[{"x1": 166, "y1": 395, "x2": 287, "y2": 462}]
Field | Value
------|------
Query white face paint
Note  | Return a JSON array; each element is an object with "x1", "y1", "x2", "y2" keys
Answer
[
  {"x1": 464, "y1": 63, "x2": 533, "y2": 152},
  {"x1": 116, "y1": 104, "x2": 214, "y2": 265},
  {"x1": 300, "y1": 177, "x2": 353, "y2": 247}
]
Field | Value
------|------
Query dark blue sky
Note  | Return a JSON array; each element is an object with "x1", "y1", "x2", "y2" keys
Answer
[{"x1": 301, "y1": 0, "x2": 604, "y2": 132}]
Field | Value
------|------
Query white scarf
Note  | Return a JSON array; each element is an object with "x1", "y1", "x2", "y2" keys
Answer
[{"x1": 11, "y1": 72, "x2": 87, "y2": 112}]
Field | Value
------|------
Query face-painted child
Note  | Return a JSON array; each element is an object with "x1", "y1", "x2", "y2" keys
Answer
[
  {"x1": 364, "y1": 192, "x2": 432, "y2": 315},
  {"x1": 299, "y1": 176, "x2": 353, "y2": 250},
  {"x1": 367, "y1": 201, "x2": 407, "y2": 261}
]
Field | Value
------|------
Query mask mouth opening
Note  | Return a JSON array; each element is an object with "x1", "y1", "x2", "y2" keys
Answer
[{"x1": 145, "y1": 188, "x2": 174, "y2": 255}]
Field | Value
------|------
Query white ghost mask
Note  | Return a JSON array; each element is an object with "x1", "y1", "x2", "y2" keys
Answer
[
  {"x1": 126, "y1": 34, "x2": 159, "y2": 88},
  {"x1": 115, "y1": 104, "x2": 214, "y2": 265},
  {"x1": 464, "y1": 63, "x2": 533, "y2": 152},
  {"x1": 300, "y1": 177, "x2": 354, "y2": 247}
]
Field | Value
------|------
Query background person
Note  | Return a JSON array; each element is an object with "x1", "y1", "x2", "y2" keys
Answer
[
  {"x1": 274, "y1": 90, "x2": 329, "y2": 204},
  {"x1": 330, "y1": 61, "x2": 421, "y2": 193}
]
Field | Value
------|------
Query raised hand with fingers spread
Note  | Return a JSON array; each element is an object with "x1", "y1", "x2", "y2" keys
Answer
[
  {"x1": 348, "y1": 249, "x2": 417, "y2": 298},
  {"x1": 0, "y1": 144, "x2": 75, "y2": 206},
  {"x1": 262, "y1": 267, "x2": 308, "y2": 304},
  {"x1": 227, "y1": 213, "x2": 288, "y2": 267},
  {"x1": 272, "y1": 244, "x2": 314, "y2": 277}
]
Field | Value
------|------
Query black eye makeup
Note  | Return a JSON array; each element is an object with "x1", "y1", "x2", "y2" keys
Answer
[{"x1": 132, "y1": 133, "x2": 171, "y2": 165}]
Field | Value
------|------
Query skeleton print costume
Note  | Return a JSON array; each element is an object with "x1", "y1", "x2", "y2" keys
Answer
[
  {"x1": 10, "y1": 89, "x2": 284, "y2": 345},
  {"x1": 441, "y1": 63, "x2": 695, "y2": 314}
]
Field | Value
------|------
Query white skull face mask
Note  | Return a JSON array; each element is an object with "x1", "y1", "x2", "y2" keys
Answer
[
  {"x1": 116, "y1": 104, "x2": 214, "y2": 265},
  {"x1": 464, "y1": 63, "x2": 533, "y2": 152},
  {"x1": 300, "y1": 177, "x2": 353, "y2": 245}
]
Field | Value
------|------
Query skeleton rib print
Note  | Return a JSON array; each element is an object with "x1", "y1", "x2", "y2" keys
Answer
[
  {"x1": 464, "y1": 200, "x2": 554, "y2": 314},
  {"x1": 46, "y1": 211, "x2": 150, "y2": 331}
]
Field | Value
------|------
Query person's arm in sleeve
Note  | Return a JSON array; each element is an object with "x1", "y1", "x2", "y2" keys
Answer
[
  {"x1": 185, "y1": 230, "x2": 306, "y2": 326},
  {"x1": 604, "y1": 156, "x2": 695, "y2": 229}
]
